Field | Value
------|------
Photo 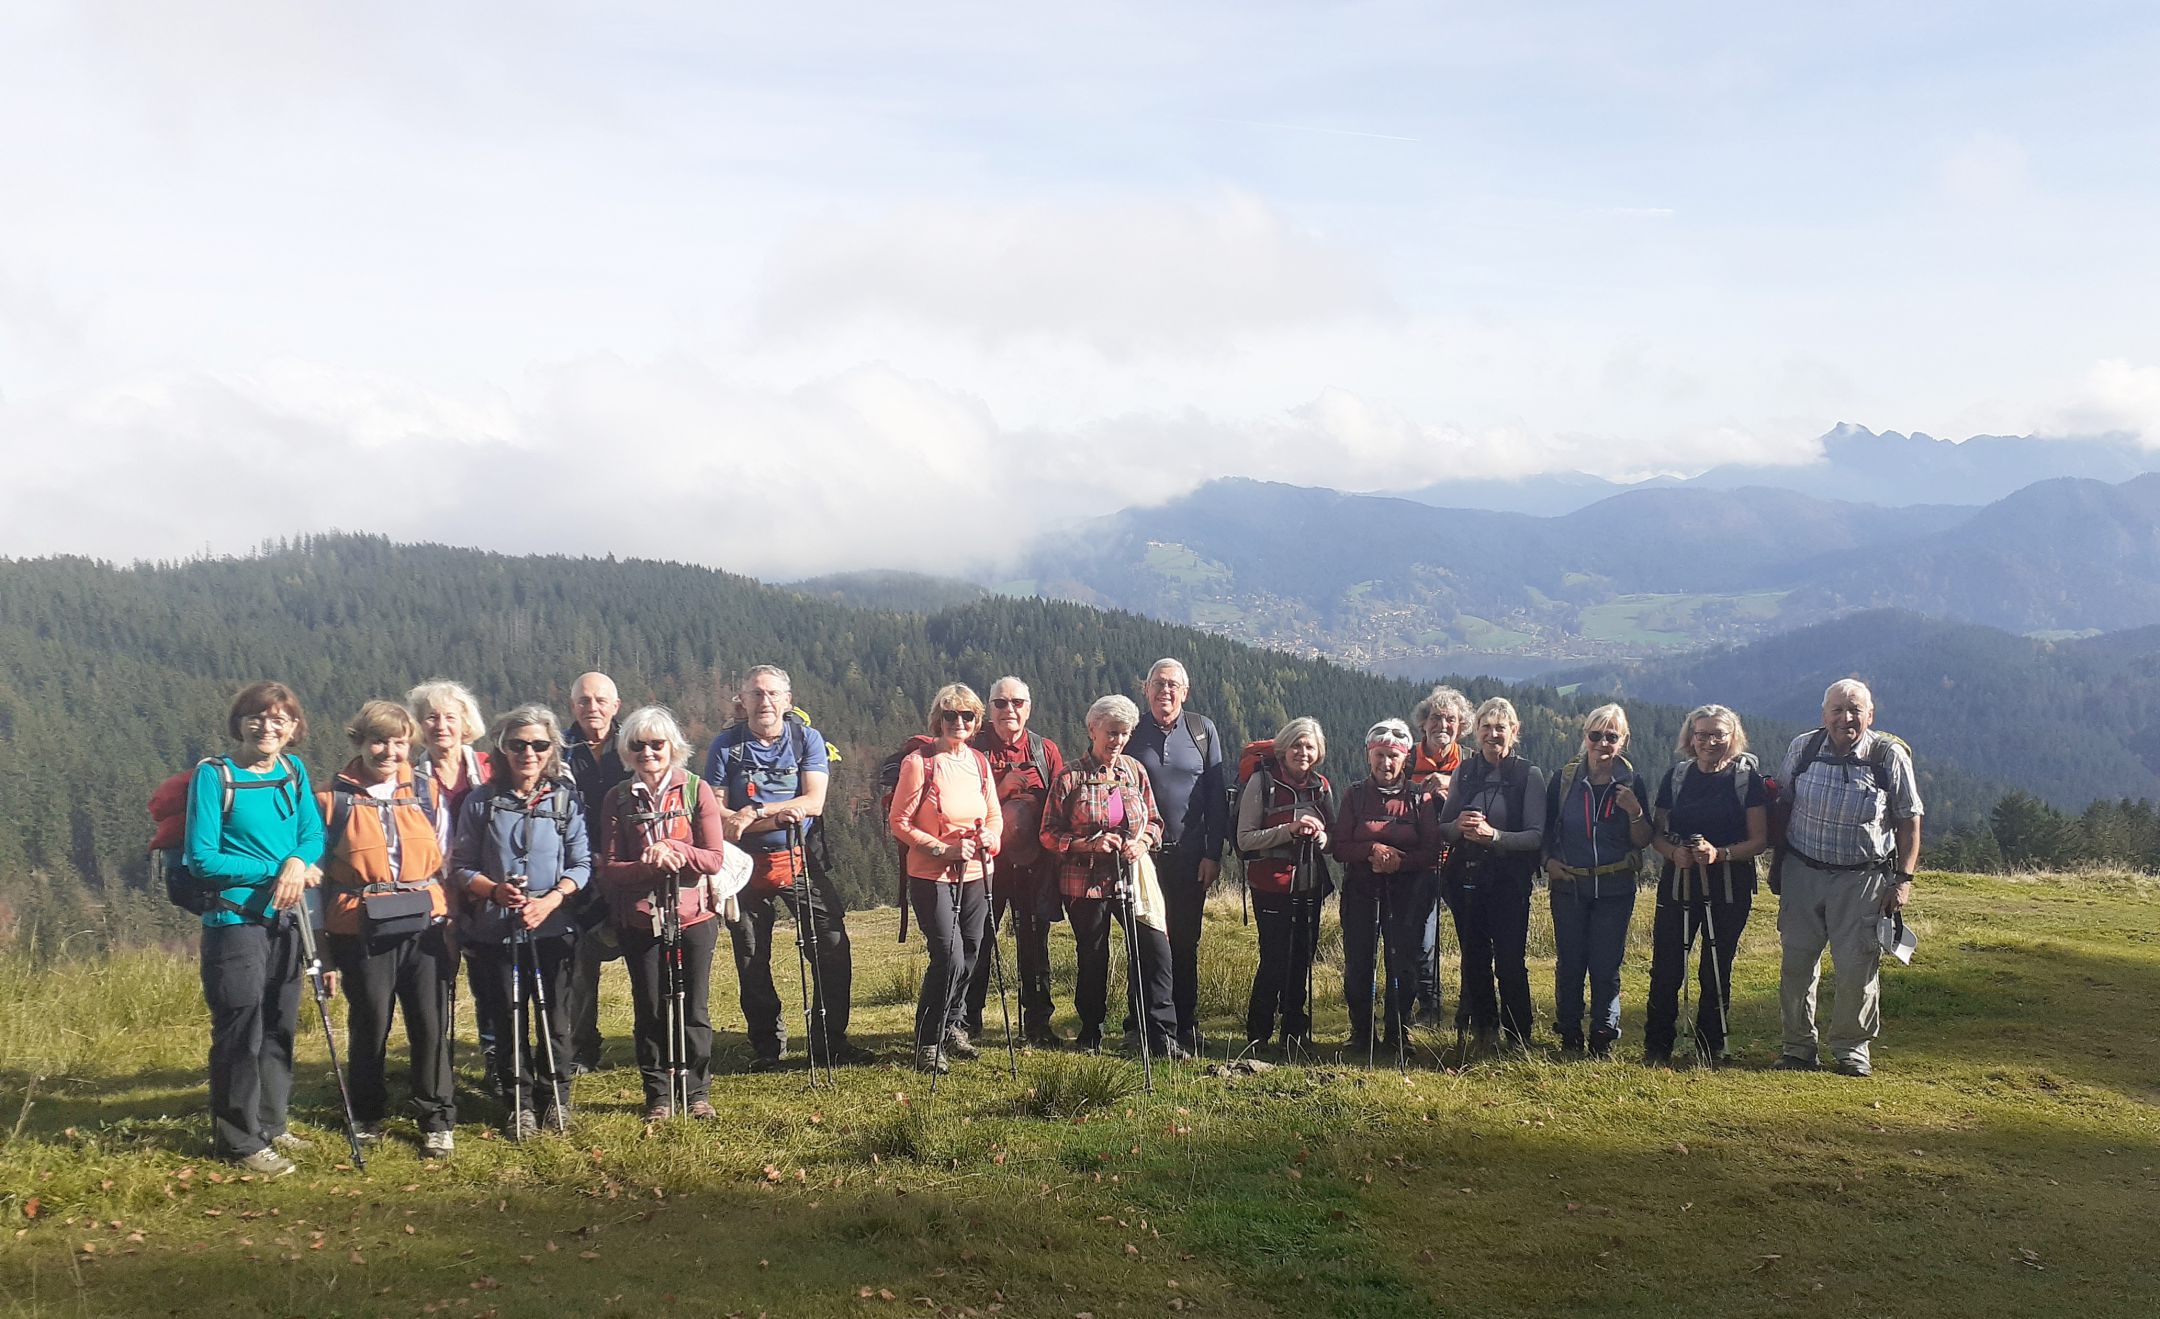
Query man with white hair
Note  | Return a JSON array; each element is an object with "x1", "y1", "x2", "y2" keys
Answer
[
  {"x1": 564, "y1": 670, "x2": 631, "y2": 1075},
  {"x1": 1127, "y1": 657, "x2": 1229, "y2": 1053},
  {"x1": 1769, "y1": 679, "x2": 1923, "y2": 1077}
]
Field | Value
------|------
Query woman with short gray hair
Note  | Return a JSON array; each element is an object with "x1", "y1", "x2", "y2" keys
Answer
[
  {"x1": 1040, "y1": 695, "x2": 1181, "y2": 1058},
  {"x1": 1237, "y1": 715, "x2": 1337, "y2": 1054}
]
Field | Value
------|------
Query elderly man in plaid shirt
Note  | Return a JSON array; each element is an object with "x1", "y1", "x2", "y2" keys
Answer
[{"x1": 1768, "y1": 679, "x2": 1923, "y2": 1077}]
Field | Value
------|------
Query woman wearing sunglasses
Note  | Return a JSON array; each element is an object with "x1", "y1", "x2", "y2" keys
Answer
[
  {"x1": 1437, "y1": 697, "x2": 1547, "y2": 1051},
  {"x1": 888, "y1": 684, "x2": 1003, "y2": 1074},
  {"x1": 598, "y1": 706, "x2": 732, "y2": 1118},
  {"x1": 452, "y1": 705, "x2": 591, "y2": 1138},
  {"x1": 1542, "y1": 705, "x2": 1651, "y2": 1057}
]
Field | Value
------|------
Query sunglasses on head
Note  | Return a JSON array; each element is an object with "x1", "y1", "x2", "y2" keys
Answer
[
  {"x1": 940, "y1": 709, "x2": 979, "y2": 724},
  {"x1": 1587, "y1": 731, "x2": 1621, "y2": 745},
  {"x1": 629, "y1": 739, "x2": 667, "y2": 753},
  {"x1": 502, "y1": 738, "x2": 554, "y2": 755},
  {"x1": 990, "y1": 697, "x2": 1027, "y2": 709}
]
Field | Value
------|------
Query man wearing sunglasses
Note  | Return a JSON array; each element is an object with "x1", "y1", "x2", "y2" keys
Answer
[
  {"x1": 564, "y1": 671, "x2": 632, "y2": 1075},
  {"x1": 704, "y1": 665, "x2": 858, "y2": 1069},
  {"x1": 962, "y1": 676, "x2": 1067, "y2": 1047}
]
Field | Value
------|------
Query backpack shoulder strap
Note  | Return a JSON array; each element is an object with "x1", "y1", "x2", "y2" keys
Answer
[
  {"x1": 1026, "y1": 733, "x2": 1053, "y2": 787},
  {"x1": 682, "y1": 773, "x2": 699, "y2": 818},
  {"x1": 210, "y1": 756, "x2": 238, "y2": 817},
  {"x1": 327, "y1": 788, "x2": 355, "y2": 848},
  {"x1": 1794, "y1": 728, "x2": 1830, "y2": 779},
  {"x1": 1182, "y1": 712, "x2": 1210, "y2": 765}
]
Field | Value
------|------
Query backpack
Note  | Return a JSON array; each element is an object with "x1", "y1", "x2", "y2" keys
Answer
[
  {"x1": 1790, "y1": 728, "x2": 1908, "y2": 793},
  {"x1": 716, "y1": 717, "x2": 837, "y2": 870},
  {"x1": 1664, "y1": 752, "x2": 1779, "y2": 823},
  {"x1": 325, "y1": 773, "x2": 440, "y2": 860},
  {"x1": 483, "y1": 779, "x2": 577, "y2": 880},
  {"x1": 1233, "y1": 740, "x2": 1333, "y2": 863},
  {"x1": 149, "y1": 755, "x2": 302, "y2": 916}
]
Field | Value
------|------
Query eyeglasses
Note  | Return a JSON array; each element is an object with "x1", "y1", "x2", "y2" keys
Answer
[
  {"x1": 990, "y1": 698, "x2": 1028, "y2": 709},
  {"x1": 629, "y1": 739, "x2": 667, "y2": 753},
  {"x1": 502, "y1": 738, "x2": 554, "y2": 755},
  {"x1": 1587, "y1": 731, "x2": 1622, "y2": 745},
  {"x1": 241, "y1": 713, "x2": 294, "y2": 729},
  {"x1": 940, "y1": 710, "x2": 979, "y2": 725}
]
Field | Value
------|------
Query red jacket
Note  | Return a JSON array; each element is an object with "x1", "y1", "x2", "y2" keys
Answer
[
  {"x1": 1331, "y1": 776, "x2": 1441, "y2": 882},
  {"x1": 597, "y1": 770, "x2": 729, "y2": 930}
]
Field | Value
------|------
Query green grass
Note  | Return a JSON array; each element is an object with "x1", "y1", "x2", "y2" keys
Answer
[
  {"x1": 1141, "y1": 542, "x2": 1232, "y2": 587},
  {"x1": 3, "y1": 872, "x2": 2157, "y2": 1317}
]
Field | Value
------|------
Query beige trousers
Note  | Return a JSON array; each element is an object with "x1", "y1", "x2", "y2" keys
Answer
[{"x1": 1776, "y1": 857, "x2": 1886, "y2": 1066}]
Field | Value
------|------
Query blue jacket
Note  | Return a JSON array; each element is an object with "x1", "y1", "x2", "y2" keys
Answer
[
  {"x1": 452, "y1": 778, "x2": 592, "y2": 943},
  {"x1": 1128, "y1": 712, "x2": 1228, "y2": 859}
]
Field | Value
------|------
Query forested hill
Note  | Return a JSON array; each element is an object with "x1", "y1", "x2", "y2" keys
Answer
[{"x1": 1, "y1": 534, "x2": 1720, "y2": 949}]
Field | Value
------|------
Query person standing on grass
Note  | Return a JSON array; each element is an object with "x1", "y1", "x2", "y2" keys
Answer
[
  {"x1": 454, "y1": 705, "x2": 590, "y2": 1138},
  {"x1": 1237, "y1": 716, "x2": 1337, "y2": 1054},
  {"x1": 1769, "y1": 680, "x2": 1922, "y2": 1077},
  {"x1": 408, "y1": 679, "x2": 496, "y2": 1073},
  {"x1": 1332, "y1": 719, "x2": 1440, "y2": 1055},
  {"x1": 185, "y1": 681, "x2": 324, "y2": 1178},
  {"x1": 316, "y1": 700, "x2": 457, "y2": 1157},
  {"x1": 597, "y1": 706, "x2": 730, "y2": 1120},
  {"x1": 1041, "y1": 695, "x2": 1182, "y2": 1059},
  {"x1": 1408, "y1": 685, "x2": 1473, "y2": 1025},
  {"x1": 1126, "y1": 658, "x2": 1229, "y2": 1054},
  {"x1": 563, "y1": 671, "x2": 630, "y2": 1076},
  {"x1": 963, "y1": 676, "x2": 1067, "y2": 1047},
  {"x1": 1645, "y1": 705, "x2": 1769, "y2": 1066},
  {"x1": 705, "y1": 664, "x2": 860, "y2": 1069},
  {"x1": 1542, "y1": 705, "x2": 1651, "y2": 1059},
  {"x1": 889, "y1": 684, "x2": 1004, "y2": 1074},
  {"x1": 1437, "y1": 697, "x2": 1546, "y2": 1050}
]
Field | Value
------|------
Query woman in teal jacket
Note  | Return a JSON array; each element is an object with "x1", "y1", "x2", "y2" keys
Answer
[{"x1": 184, "y1": 681, "x2": 325, "y2": 1177}]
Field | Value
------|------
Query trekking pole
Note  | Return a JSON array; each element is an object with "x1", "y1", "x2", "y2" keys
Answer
[
  {"x1": 508, "y1": 929, "x2": 529, "y2": 1140},
  {"x1": 1675, "y1": 865, "x2": 1701, "y2": 1064},
  {"x1": 523, "y1": 933, "x2": 569, "y2": 1135},
  {"x1": 1699, "y1": 864, "x2": 1728, "y2": 1064},
  {"x1": 985, "y1": 867, "x2": 1019, "y2": 1080},
  {"x1": 1366, "y1": 886, "x2": 1382, "y2": 1071},
  {"x1": 663, "y1": 872, "x2": 688, "y2": 1112},
  {"x1": 1301, "y1": 841, "x2": 1318, "y2": 1063},
  {"x1": 1118, "y1": 853, "x2": 1154, "y2": 1095},
  {"x1": 293, "y1": 907, "x2": 366, "y2": 1171},
  {"x1": 790, "y1": 823, "x2": 828, "y2": 1088}
]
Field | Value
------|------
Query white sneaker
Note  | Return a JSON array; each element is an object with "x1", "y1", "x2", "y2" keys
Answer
[
  {"x1": 270, "y1": 1131, "x2": 312, "y2": 1151},
  {"x1": 421, "y1": 1130, "x2": 455, "y2": 1159},
  {"x1": 353, "y1": 1123, "x2": 384, "y2": 1144},
  {"x1": 235, "y1": 1148, "x2": 297, "y2": 1178}
]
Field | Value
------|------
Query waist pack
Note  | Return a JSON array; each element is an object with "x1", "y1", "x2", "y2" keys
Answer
[{"x1": 361, "y1": 888, "x2": 435, "y2": 939}]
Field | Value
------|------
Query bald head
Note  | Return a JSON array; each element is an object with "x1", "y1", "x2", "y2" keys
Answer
[{"x1": 570, "y1": 671, "x2": 620, "y2": 743}]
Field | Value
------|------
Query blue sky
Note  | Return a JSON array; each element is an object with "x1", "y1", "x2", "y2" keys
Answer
[{"x1": 4, "y1": 2, "x2": 2157, "y2": 574}]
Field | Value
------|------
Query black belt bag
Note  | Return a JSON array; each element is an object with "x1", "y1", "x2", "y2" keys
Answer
[{"x1": 362, "y1": 888, "x2": 435, "y2": 939}]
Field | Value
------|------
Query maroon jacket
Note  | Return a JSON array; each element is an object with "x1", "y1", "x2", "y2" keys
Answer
[{"x1": 1330, "y1": 775, "x2": 1442, "y2": 882}]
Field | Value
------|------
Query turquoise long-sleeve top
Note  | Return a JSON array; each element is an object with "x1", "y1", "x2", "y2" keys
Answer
[{"x1": 183, "y1": 754, "x2": 325, "y2": 928}]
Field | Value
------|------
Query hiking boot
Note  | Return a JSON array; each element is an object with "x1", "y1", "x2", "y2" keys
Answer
[
  {"x1": 352, "y1": 1122, "x2": 384, "y2": 1145},
  {"x1": 748, "y1": 1052, "x2": 784, "y2": 1074},
  {"x1": 421, "y1": 1130, "x2": 455, "y2": 1159},
  {"x1": 505, "y1": 1111, "x2": 539, "y2": 1142},
  {"x1": 535, "y1": 1104, "x2": 571, "y2": 1134},
  {"x1": 914, "y1": 1046, "x2": 949, "y2": 1075},
  {"x1": 1346, "y1": 1030, "x2": 1376, "y2": 1056},
  {"x1": 1176, "y1": 1026, "x2": 1204, "y2": 1055},
  {"x1": 1642, "y1": 1050, "x2": 1673, "y2": 1069},
  {"x1": 1558, "y1": 1033, "x2": 1586, "y2": 1054},
  {"x1": 644, "y1": 1103, "x2": 674, "y2": 1123},
  {"x1": 819, "y1": 1039, "x2": 876, "y2": 1066},
  {"x1": 1588, "y1": 1030, "x2": 1617, "y2": 1060},
  {"x1": 943, "y1": 1027, "x2": 981, "y2": 1061},
  {"x1": 1025, "y1": 1022, "x2": 1067, "y2": 1049},
  {"x1": 1833, "y1": 1058, "x2": 1873, "y2": 1078},
  {"x1": 1075, "y1": 1027, "x2": 1104, "y2": 1055},
  {"x1": 689, "y1": 1099, "x2": 718, "y2": 1121},
  {"x1": 1776, "y1": 1053, "x2": 1820, "y2": 1072},
  {"x1": 1155, "y1": 1037, "x2": 1190, "y2": 1062},
  {"x1": 234, "y1": 1148, "x2": 296, "y2": 1178}
]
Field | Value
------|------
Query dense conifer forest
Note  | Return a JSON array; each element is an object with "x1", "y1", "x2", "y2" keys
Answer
[{"x1": 3, "y1": 534, "x2": 2137, "y2": 954}]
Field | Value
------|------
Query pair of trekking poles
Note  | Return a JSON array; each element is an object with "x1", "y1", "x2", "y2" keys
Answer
[{"x1": 1674, "y1": 848, "x2": 1732, "y2": 1065}]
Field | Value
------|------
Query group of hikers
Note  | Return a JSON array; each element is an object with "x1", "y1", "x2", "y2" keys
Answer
[{"x1": 161, "y1": 659, "x2": 1922, "y2": 1176}]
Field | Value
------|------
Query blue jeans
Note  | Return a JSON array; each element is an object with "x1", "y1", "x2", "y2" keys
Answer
[{"x1": 1548, "y1": 875, "x2": 1637, "y2": 1042}]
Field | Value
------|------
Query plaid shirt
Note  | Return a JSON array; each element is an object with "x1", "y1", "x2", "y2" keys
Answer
[
  {"x1": 1041, "y1": 754, "x2": 1161, "y2": 901},
  {"x1": 1780, "y1": 730, "x2": 1924, "y2": 869}
]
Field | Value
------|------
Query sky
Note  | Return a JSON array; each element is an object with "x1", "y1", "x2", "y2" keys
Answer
[{"x1": 4, "y1": 1, "x2": 2159, "y2": 578}]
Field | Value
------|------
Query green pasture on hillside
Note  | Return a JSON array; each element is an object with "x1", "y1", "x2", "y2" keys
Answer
[
  {"x1": 2, "y1": 870, "x2": 2155, "y2": 1317},
  {"x1": 1577, "y1": 592, "x2": 1789, "y2": 649}
]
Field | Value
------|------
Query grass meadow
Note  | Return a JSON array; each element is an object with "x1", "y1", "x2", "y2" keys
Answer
[{"x1": 1, "y1": 869, "x2": 2155, "y2": 1317}]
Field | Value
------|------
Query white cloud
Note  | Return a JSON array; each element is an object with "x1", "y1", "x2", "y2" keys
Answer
[{"x1": 751, "y1": 191, "x2": 1394, "y2": 356}]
